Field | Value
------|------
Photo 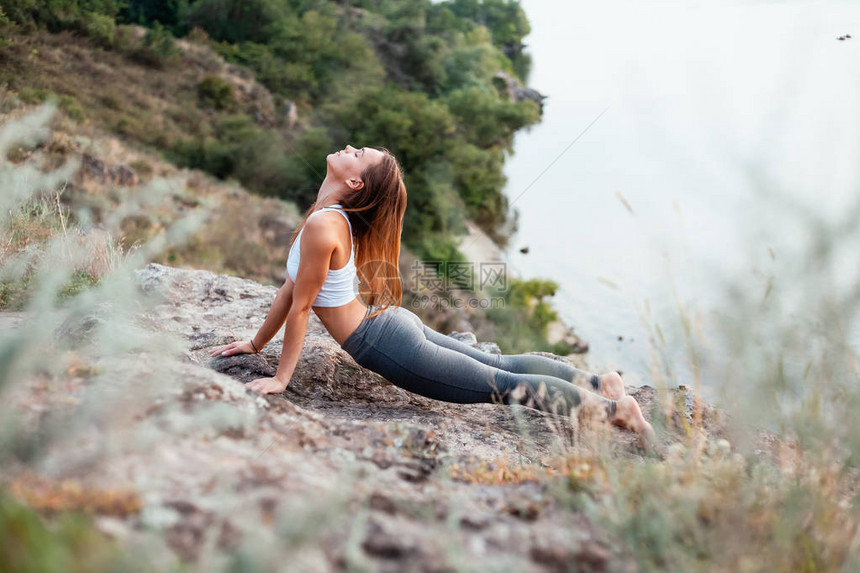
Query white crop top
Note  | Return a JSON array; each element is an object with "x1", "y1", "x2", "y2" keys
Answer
[{"x1": 285, "y1": 204, "x2": 359, "y2": 307}]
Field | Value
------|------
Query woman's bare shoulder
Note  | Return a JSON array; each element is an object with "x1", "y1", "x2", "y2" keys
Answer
[{"x1": 299, "y1": 214, "x2": 342, "y2": 253}]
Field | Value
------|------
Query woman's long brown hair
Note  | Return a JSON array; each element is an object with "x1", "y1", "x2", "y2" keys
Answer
[{"x1": 288, "y1": 148, "x2": 407, "y2": 320}]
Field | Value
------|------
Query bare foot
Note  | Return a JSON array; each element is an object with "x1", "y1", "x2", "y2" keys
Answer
[
  {"x1": 611, "y1": 395, "x2": 656, "y2": 449},
  {"x1": 597, "y1": 371, "x2": 626, "y2": 400}
]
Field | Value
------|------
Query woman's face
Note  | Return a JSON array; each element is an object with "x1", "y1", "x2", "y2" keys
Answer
[{"x1": 326, "y1": 144, "x2": 385, "y2": 185}]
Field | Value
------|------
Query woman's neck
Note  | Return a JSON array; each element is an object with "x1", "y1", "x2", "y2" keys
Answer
[{"x1": 317, "y1": 177, "x2": 346, "y2": 207}]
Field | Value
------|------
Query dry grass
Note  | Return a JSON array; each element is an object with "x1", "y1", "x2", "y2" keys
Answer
[
  {"x1": 449, "y1": 454, "x2": 599, "y2": 491},
  {"x1": 0, "y1": 27, "x2": 277, "y2": 152},
  {"x1": 5, "y1": 474, "x2": 143, "y2": 518},
  {"x1": 0, "y1": 94, "x2": 301, "y2": 307}
]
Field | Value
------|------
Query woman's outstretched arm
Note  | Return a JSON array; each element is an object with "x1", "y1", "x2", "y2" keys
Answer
[
  {"x1": 246, "y1": 215, "x2": 337, "y2": 394},
  {"x1": 252, "y1": 276, "x2": 294, "y2": 351},
  {"x1": 208, "y1": 271, "x2": 295, "y2": 358}
]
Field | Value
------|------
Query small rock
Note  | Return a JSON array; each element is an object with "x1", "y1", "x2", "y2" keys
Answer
[
  {"x1": 82, "y1": 153, "x2": 109, "y2": 181},
  {"x1": 111, "y1": 164, "x2": 139, "y2": 186},
  {"x1": 448, "y1": 331, "x2": 477, "y2": 345},
  {"x1": 369, "y1": 492, "x2": 398, "y2": 515},
  {"x1": 361, "y1": 518, "x2": 418, "y2": 559}
]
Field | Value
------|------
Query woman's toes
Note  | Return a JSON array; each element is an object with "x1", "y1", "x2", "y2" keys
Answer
[
  {"x1": 599, "y1": 371, "x2": 626, "y2": 400},
  {"x1": 612, "y1": 396, "x2": 651, "y2": 438}
]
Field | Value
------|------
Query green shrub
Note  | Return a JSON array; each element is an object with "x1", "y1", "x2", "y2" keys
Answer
[
  {"x1": 129, "y1": 21, "x2": 179, "y2": 69},
  {"x1": 83, "y1": 11, "x2": 115, "y2": 48},
  {"x1": 186, "y1": 26, "x2": 209, "y2": 44},
  {"x1": 186, "y1": 0, "x2": 286, "y2": 45},
  {"x1": 485, "y1": 278, "x2": 561, "y2": 353},
  {"x1": 0, "y1": 0, "x2": 122, "y2": 34},
  {"x1": 57, "y1": 94, "x2": 85, "y2": 122},
  {"x1": 17, "y1": 87, "x2": 53, "y2": 104},
  {"x1": 278, "y1": 126, "x2": 335, "y2": 204},
  {"x1": 447, "y1": 85, "x2": 540, "y2": 148},
  {"x1": 111, "y1": 23, "x2": 138, "y2": 52},
  {"x1": 415, "y1": 233, "x2": 467, "y2": 265},
  {"x1": 0, "y1": 7, "x2": 11, "y2": 48},
  {"x1": 0, "y1": 274, "x2": 33, "y2": 310},
  {"x1": 231, "y1": 130, "x2": 292, "y2": 195},
  {"x1": 57, "y1": 270, "x2": 102, "y2": 301},
  {"x1": 196, "y1": 74, "x2": 234, "y2": 111}
]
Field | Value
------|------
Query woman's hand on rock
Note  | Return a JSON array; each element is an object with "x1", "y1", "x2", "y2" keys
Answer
[
  {"x1": 209, "y1": 340, "x2": 256, "y2": 357},
  {"x1": 245, "y1": 377, "x2": 288, "y2": 395}
]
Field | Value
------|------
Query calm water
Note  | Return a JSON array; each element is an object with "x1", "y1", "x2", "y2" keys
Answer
[{"x1": 492, "y1": 0, "x2": 860, "y2": 390}]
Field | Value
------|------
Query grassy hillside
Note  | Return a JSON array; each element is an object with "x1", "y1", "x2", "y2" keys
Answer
[
  {"x1": 0, "y1": 97, "x2": 299, "y2": 302},
  {"x1": 0, "y1": 0, "x2": 543, "y2": 261}
]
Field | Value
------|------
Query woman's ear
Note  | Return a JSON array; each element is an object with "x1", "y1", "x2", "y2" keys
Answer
[{"x1": 345, "y1": 177, "x2": 365, "y2": 191}]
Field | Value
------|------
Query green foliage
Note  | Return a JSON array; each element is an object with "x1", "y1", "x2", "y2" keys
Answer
[
  {"x1": 418, "y1": 233, "x2": 468, "y2": 263},
  {"x1": 414, "y1": 233, "x2": 474, "y2": 289},
  {"x1": 450, "y1": 143, "x2": 505, "y2": 209},
  {"x1": 82, "y1": 11, "x2": 115, "y2": 48},
  {"x1": 117, "y1": 0, "x2": 190, "y2": 34},
  {"x1": 279, "y1": 126, "x2": 335, "y2": 205},
  {"x1": 0, "y1": 7, "x2": 12, "y2": 48},
  {"x1": 196, "y1": 74, "x2": 234, "y2": 111},
  {"x1": 168, "y1": 114, "x2": 294, "y2": 199},
  {"x1": 0, "y1": 274, "x2": 32, "y2": 310},
  {"x1": 508, "y1": 47, "x2": 532, "y2": 82},
  {"x1": 130, "y1": 20, "x2": 179, "y2": 68},
  {"x1": 58, "y1": 270, "x2": 102, "y2": 301},
  {"x1": 448, "y1": 85, "x2": 540, "y2": 149},
  {"x1": 0, "y1": 490, "x2": 132, "y2": 573},
  {"x1": 0, "y1": 0, "x2": 122, "y2": 37},
  {"x1": 57, "y1": 94, "x2": 85, "y2": 122},
  {"x1": 485, "y1": 277, "x2": 561, "y2": 353},
  {"x1": 213, "y1": 40, "x2": 321, "y2": 103},
  {"x1": 186, "y1": 0, "x2": 286, "y2": 45},
  {"x1": 323, "y1": 85, "x2": 455, "y2": 167},
  {"x1": 230, "y1": 129, "x2": 293, "y2": 197},
  {"x1": 17, "y1": 86, "x2": 54, "y2": 104},
  {"x1": 210, "y1": 8, "x2": 383, "y2": 105},
  {"x1": 442, "y1": 27, "x2": 506, "y2": 91},
  {"x1": 442, "y1": 0, "x2": 530, "y2": 49},
  {"x1": 3, "y1": 0, "x2": 541, "y2": 276},
  {"x1": 115, "y1": 0, "x2": 536, "y2": 248}
]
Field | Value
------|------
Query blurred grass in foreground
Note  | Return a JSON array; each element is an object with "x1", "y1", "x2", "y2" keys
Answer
[
  {"x1": 570, "y1": 169, "x2": 860, "y2": 570},
  {"x1": 0, "y1": 101, "x2": 206, "y2": 571}
]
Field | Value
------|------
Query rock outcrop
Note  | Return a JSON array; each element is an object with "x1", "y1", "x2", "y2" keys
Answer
[
  {"x1": 494, "y1": 71, "x2": 548, "y2": 112},
  {"x1": 5, "y1": 263, "x2": 725, "y2": 571}
]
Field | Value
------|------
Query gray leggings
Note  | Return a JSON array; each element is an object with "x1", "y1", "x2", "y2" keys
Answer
[{"x1": 340, "y1": 305, "x2": 617, "y2": 418}]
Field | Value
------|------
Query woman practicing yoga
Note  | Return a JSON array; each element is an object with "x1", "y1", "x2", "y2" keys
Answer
[{"x1": 208, "y1": 145, "x2": 654, "y2": 445}]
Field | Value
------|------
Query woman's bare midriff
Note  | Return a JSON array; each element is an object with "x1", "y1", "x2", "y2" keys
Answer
[{"x1": 312, "y1": 298, "x2": 368, "y2": 346}]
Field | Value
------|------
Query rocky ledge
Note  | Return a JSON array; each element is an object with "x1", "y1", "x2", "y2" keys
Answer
[{"x1": 6, "y1": 263, "x2": 727, "y2": 572}]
